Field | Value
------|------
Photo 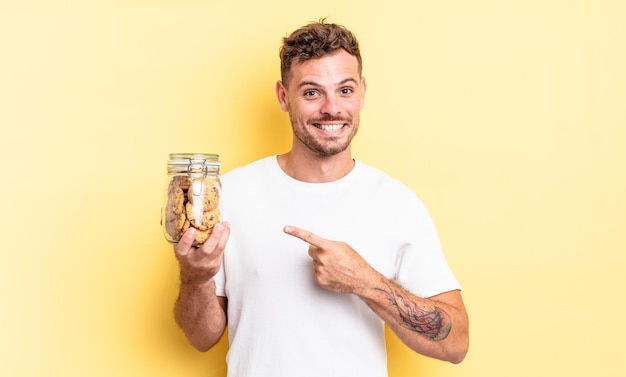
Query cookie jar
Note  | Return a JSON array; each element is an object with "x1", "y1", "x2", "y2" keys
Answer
[{"x1": 161, "y1": 153, "x2": 221, "y2": 246}]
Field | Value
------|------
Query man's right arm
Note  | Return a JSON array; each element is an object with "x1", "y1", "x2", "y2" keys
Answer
[
  {"x1": 175, "y1": 279, "x2": 227, "y2": 351},
  {"x1": 173, "y1": 223, "x2": 230, "y2": 351}
]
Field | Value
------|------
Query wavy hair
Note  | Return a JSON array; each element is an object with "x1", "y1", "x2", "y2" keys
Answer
[{"x1": 279, "y1": 19, "x2": 362, "y2": 87}]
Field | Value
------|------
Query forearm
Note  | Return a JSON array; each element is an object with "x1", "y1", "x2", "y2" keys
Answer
[
  {"x1": 355, "y1": 274, "x2": 469, "y2": 363},
  {"x1": 174, "y1": 277, "x2": 226, "y2": 352}
]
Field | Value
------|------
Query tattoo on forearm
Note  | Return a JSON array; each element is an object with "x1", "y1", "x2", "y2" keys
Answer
[{"x1": 378, "y1": 284, "x2": 452, "y2": 341}]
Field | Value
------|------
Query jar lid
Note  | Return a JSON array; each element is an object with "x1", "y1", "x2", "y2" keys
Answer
[
  {"x1": 168, "y1": 153, "x2": 219, "y2": 162},
  {"x1": 167, "y1": 153, "x2": 220, "y2": 174}
]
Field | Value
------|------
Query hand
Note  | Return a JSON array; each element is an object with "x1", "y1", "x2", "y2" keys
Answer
[
  {"x1": 174, "y1": 222, "x2": 230, "y2": 285},
  {"x1": 283, "y1": 225, "x2": 375, "y2": 294}
]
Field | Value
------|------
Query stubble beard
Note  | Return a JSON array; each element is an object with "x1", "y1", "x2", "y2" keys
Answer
[{"x1": 291, "y1": 115, "x2": 359, "y2": 157}]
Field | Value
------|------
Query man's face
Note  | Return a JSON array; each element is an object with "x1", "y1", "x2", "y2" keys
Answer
[{"x1": 276, "y1": 49, "x2": 366, "y2": 157}]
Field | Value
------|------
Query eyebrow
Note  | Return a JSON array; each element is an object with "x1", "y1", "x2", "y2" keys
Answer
[{"x1": 297, "y1": 77, "x2": 359, "y2": 89}]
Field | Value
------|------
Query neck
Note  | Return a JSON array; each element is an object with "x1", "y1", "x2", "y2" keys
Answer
[{"x1": 277, "y1": 149, "x2": 355, "y2": 183}]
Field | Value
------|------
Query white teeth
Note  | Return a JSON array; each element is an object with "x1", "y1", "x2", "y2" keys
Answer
[{"x1": 318, "y1": 124, "x2": 343, "y2": 131}]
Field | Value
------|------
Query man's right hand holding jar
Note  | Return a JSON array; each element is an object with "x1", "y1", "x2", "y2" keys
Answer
[{"x1": 173, "y1": 222, "x2": 230, "y2": 351}]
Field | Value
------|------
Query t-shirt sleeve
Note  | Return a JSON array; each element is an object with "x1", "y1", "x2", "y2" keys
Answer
[
  {"x1": 214, "y1": 261, "x2": 226, "y2": 297},
  {"x1": 395, "y1": 194, "x2": 461, "y2": 298}
]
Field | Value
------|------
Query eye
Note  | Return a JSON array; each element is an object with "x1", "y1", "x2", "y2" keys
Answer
[
  {"x1": 340, "y1": 87, "x2": 354, "y2": 95},
  {"x1": 303, "y1": 89, "x2": 319, "y2": 98}
]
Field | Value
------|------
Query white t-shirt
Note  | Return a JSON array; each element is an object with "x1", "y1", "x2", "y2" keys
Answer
[{"x1": 214, "y1": 156, "x2": 460, "y2": 377}]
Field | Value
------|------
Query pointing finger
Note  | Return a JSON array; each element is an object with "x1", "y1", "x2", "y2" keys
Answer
[{"x1": 283, "y1": 225, "x2": 326, "y2": 248}]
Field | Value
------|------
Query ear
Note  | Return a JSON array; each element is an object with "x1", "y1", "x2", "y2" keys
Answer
[
  {"x1": 360, "y1": 76, "x2": 367, "y2": 109},
  {"x1": 276, "y1": 80, "x2": 289, "y2": 112}
]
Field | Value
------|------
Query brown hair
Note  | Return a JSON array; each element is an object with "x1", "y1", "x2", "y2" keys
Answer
[{"x1": 279, "y1": 19, "x2": 362, "y2": 87}]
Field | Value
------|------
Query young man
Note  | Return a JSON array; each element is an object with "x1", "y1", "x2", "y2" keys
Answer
[{"x1": 173, "y1": 20, "x2": 469, "y2": 377}]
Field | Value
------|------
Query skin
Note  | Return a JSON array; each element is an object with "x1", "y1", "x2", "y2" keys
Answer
[
  {"x1": 174, "y1": 225, "x2": 230, "y2": 351},
  {"x1": 174, "y1": 49, "x2": 469, "y2": 363},
  {"x1": 282, "y1": 225, "x2": 469, "y2": 363},
  {"x1": 274, "y1": 50, "x2": 365, "y2": 182}
]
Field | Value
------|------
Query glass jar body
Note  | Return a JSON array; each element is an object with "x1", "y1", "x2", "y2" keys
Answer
[{"x1": 161, "y1": 153, "x2": 221, "y2": 246}]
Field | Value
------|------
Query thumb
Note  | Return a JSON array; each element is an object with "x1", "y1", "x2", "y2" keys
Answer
[{"x1": 175, "y1": 228, "x2": 196, "y2": 257}]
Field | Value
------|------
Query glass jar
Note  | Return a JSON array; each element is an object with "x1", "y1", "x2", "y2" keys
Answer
[{"x1": 161, "y1": 153, "x2": 221, "y2": 246}]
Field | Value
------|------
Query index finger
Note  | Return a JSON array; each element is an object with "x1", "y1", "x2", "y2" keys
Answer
[{"x1": 283, "y1": 225, "x2": 327, "y2": 248}]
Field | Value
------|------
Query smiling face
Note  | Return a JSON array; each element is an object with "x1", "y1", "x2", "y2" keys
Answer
[{"x1": 276, "y1": 49, "x2": 366, "y2": 158}]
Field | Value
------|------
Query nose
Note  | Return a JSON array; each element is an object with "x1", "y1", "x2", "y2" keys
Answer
[{"x1": 320, "y1": 94, "x2": 340, "y2": 116}]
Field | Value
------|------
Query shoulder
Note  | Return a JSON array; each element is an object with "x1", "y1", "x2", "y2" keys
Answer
[
  {"x1": 353, "y1": 161, "x2": 434, "y2": 225},
  {"x1": 222, "y1": 156, "x2": 276, "y2": 183},
  {"x1": 355, "y1": 161, "x2": 418, "y2": 200}
]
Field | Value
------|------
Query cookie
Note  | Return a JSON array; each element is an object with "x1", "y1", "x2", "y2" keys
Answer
[
  {"x1": 194, "y1": 229, "x2": 210, "y2": 244},
  {"x1": 164, "y1": 174, "x2": 220, "y2": 245},
  {"x1": 164, "y1": 187, "x2": 186, "y2": 240},
  {"x1": 187, "y1": 179, "x2": 220, "y2": 211},
  {"x1": 203, "y1": 208, "x2": 220, "y2": 230}
]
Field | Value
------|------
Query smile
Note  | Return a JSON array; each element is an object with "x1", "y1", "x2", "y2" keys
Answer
[{"x1": 313, "y1": 123, "x2": 345, "y2": 131}]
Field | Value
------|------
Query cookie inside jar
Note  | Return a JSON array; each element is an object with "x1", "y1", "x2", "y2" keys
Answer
[{"x1": 162, "y1": 153, "x2": 221, "y2": 246}]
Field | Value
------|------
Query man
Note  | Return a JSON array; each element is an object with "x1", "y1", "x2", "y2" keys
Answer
[{"x1": 173, "y1": 20, "x2": 469, "y2": 376}]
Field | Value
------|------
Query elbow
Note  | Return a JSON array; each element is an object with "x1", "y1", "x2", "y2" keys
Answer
[
  {"x1": 447, "y1": 314, "x2": 470, "y2": 364},
  {"x1": 191, "y1": 342, "x2": 212, "y2": 353},
  {"x1": 187, "y1": 338, "x2": 217, "y2": 352},
  {"x1": 185, "y1": 325, "x2": 227, "y2": 352},
  {"x1": 447, "y1": 337, "x2": 469, "y2": 364},
  {"x1": 449, "y1": 350, "x2": 467, "y2": 365}
]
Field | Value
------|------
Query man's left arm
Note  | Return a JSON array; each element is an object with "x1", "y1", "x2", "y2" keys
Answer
[
  {"x1": 284, "y1": 225, "x2": 469, "y2": 364},
  {"x1": 356, "y1": 277, "x2": 468, "y2": 363}
]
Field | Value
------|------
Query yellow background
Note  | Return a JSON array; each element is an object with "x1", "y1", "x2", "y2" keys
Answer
[{"x1": 1, "y1": 1, "x2": 625, "y2": 376}]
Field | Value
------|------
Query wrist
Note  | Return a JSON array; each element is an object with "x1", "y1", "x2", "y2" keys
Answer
[
  {"x1": 179, "y1": 268, "x2": 215, "y2": 287},
  {"x1": 352, "y1": 270, "x2": 387, "y2": 299}
]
